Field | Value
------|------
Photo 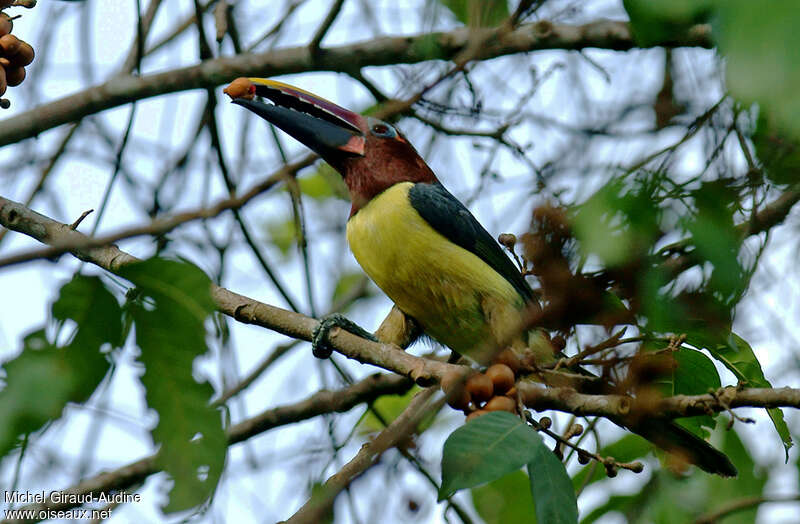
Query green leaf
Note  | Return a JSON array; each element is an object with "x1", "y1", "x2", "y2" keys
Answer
[
  {"x1": 573, "y1": 182, "x2": 634, "y2": 266},
  {"x1": 331, "y1": 271, "x2": 366, "y2": 304},
  {"x1": 572, "y1": 180, "x2": 661, "y2": 267},
  {"x1": 528, "y1": 444, "x2": 579, "y2": 524},
  {"x1": 265, "y1": 216, "x2": 297, "y2": 257},
  {"x1": 0, "y1": 276, "x2": 120, "y2": 458},
  {"x1": 671, "y1": 348, "x2": 721, "y2": 394},
  {"x1": 715, "y1": 0, "x2": 800, "y2": 139},
  {"x1": 704, "y1": 428, "x2": 766, "y2": 524},
  {"x1": 751, "y1": 111, "x2": 800, "y2": 185},
  {"x1": 0, "y1": 331, "x2": 70, "y2": 457},
  {"x1": 583, "y1": 428, "x2": 764, "y2": 524},
  {"x1": 53, "y1": 274, "x2": 123, "y2": 350},
  {"x1": 472, "y1": 470, "x2": 537, "y2": 524},
  {"x1": 640, "y1": 267, "x2": 684, "y2": 333},
  {"x1": 439, "y1": 412, "x2": 542, "y2": 500},
  {"x1": 297, "y1": 172, "x2": 334, "y2": 200},
  {"x1": 683, "y1": 182, "x2": 745, "y2": 301},
  {"x1": 409, "y1": 33, "x2": 443, "y2": 62},
  {"x1": 580, "y1": 493, "x2": 640, "y2": 524},
  {"x1": 120, "y1": 258, "x2": 226, "y2": 513},
  {"x1": 623, "y1": 0, "x2": 712, "y2": 46},
  {"x1": 358, "y1": 385, "x2": 434, "y2": 435},
  {"x1": 669, "y1": 348, "x2": 721, "y2": 439},
  {"x1": 296, "y1": 164, "x2": 348, "y2": 200},
  {"x1": 708, "y1": 333, "x2": 792, "y2": 458},
  {"x1": 440, "y1": 0, "x2": 509, "y2": 27},
  {"x1": 306, "y1": 483, "x2": 335, "y2": 524}
]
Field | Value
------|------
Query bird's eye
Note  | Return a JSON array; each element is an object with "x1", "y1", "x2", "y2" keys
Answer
[{"x1": 371, "y1": 123, "x2": 395, "y2": 137}]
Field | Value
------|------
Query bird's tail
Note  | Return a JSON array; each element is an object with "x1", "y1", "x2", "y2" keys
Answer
[{"x1": 622, "y1": 417, "x2": 737, "y2": 477}]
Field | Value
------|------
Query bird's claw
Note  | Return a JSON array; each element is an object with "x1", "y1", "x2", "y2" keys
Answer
[{"x1": 311, "y1": 313, "x2": 377, "y2": 359}]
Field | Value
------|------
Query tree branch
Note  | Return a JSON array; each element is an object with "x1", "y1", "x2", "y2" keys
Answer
[
  {"x1": 0, "y1": 194, "x2": 461, "y2": 384},
  {"x1": 661, "y1": 184, "x2": 800, "y2": 276},
  {"x1": 0, "y1": 20, "x2": 712, "y2": 147},
  {"x1": 520, "y1": 384, "x2": 800, "y2": 419}
]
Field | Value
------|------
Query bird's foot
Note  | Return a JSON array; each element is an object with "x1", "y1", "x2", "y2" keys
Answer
[{"x1": 311, "y1": 313, "x2": 377, "y2": 359}]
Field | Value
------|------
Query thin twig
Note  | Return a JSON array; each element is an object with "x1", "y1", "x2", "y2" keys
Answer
[{"x1": 309, "y1": 0, "x2": 346, "y2": 55}]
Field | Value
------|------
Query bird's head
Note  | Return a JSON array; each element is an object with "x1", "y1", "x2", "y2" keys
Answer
[{"x1": 225, "y1": 77, "x2": 436, "y2": 214}]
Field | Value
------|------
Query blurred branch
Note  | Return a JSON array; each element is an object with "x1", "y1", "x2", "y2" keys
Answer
[
  {"x1": 0, "y1": 122, "x2": 80, "y2": 247},
  {"x1": 0, "y1": 156, "x2": 314, "y2": 269},
  {"x1": 0, "y1": 373, "x2": 413, "y2": 524},
  {"x1": 286, "y1": 387, "x2": 441, "y2": 524},
  {"x1": 120, "y1": 0, "x2": 164, "y2": 73},
  {"x1": 694, "y1": 494, "x2": 800, "y2": 524},
  {"x1": 245, "y1": 0, "x2": 306, "y2": 51},
  {"x1": 142, "y1": 0, "x2": 217, "y2": 58},
  {"x1": 89, "y1": 104, "x2": 138, "y2": 235},
  {"x1": 742, "y1": 184, "x2": 800, "y2": 235},
  {"x1": 0, "y1": 20, "x2": 713, "y2": 147},
  {"x1": 661, "y1": 184, "x2": 800, "y2": 276},
  {"x1": 201, "y1": 48, "x2": 303, "y2": 311},
  {"x1": 309, "y1": 0, "x2": 346, "y2": 55},
  {"x1": 227, "y1": 373, "x2": 413, "y2": 445},
  {"x1": 212, "y1": 340, "x2": 299, "y2": 407}
]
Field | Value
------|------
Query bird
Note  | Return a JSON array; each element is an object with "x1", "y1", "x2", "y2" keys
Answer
[{"x1": 224, "y1": 77, "x2": 737, "y2": 477}]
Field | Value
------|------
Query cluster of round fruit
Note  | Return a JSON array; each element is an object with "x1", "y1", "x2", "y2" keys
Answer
[
  {"x1": 0, "y1": 12, "x2": 33, "y2": 105},
  {"x1": 440, "y1": 350, "x2": 521, "y2": 420}
]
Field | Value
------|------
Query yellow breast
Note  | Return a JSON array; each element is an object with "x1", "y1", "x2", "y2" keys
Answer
[{"x1": 346, "y1": 182, "x2": 524, "y2": 359}]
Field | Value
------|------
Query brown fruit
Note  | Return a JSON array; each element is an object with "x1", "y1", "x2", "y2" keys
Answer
[
  {"x1": 494, "y1": 349, "x2": 521, "y2": 373},
  {"x1": 466, "y1": 409, "x2": 488, "y2": 422},
  {"x1": 485, "y1": 363, "x2": 515, "y2": 394},
  {"x1": 498, "y1": 233, "x2": 516, "y2": 249},
  {"x1": 10, "y1": 41, "x2": 33, "y2": 67},
  {"x1": 5, "y1": 66, "x2": 24, "y2": 87},
  {"x1": 484, "y1": 395, "x2": 516, "y2": 413},
  {"x1": 441, "y1": 369, "x2": 470, "y2": 409},
  {"x1": 0, "y1": 66, "x2": 6, "y2": 96},
  {"x1": 0, "y1": 14, "x2": 12, "y2": 37},
  {"x1": 446, "y1": 387, "x2": 471, "y2": 410},
  {"x1": 465, "y1": 373, "x2": 493, "y2": 404},
  {"x1": 0, "y1": 34, "x2": 19, "y2": 56},
  {"x1": 223, "y1": 77, "x2": 255, "y2": 100}
]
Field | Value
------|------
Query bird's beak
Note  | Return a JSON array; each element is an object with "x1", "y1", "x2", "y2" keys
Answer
[{"x1": 225, "y1": 77, "x2": 366, "y2": 160}]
